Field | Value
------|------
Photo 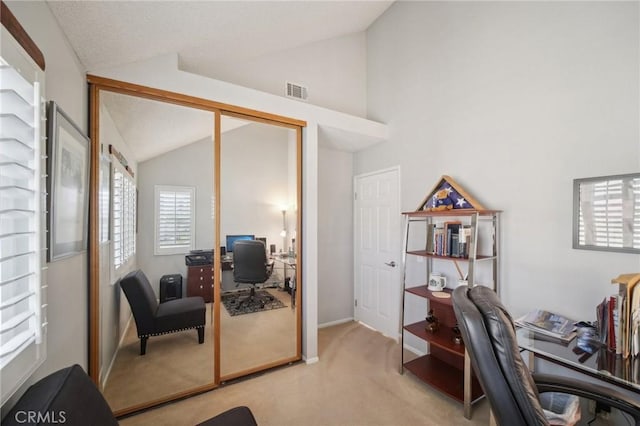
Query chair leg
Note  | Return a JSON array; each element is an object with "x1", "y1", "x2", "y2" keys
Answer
[
  {"x1": 140, "y1": 336, "x2": 148, "y2": 355},
  {"x1": 197, "y1": 327, "x2": 204, "y2": 344}
]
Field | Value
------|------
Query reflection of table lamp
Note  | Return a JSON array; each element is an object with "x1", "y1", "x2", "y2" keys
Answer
[{"x1": 280, "y1": 209, "x2": 287, "y2": 252}]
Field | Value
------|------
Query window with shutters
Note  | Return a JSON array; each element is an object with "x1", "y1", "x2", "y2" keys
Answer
[
  {"x1": 154, "y1": 186, "x2": 195, "y2": 255},
  {"x1": 574, "y1": 174, "x2": 640, "y2": 253},
  {"x1": 112, "y1": 163, "x2": 136, "y2": 269},
  {"x1": 0, "y1": 48, "x2": 47, "y2": 403}
]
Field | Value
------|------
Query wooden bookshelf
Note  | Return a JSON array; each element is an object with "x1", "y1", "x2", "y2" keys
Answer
[
  {"x1": 403, "y1": 355, "x2": 484, "y2": 403},
  {"x1": 401, "y1": 191, "x2": 500, "y2": 419}
]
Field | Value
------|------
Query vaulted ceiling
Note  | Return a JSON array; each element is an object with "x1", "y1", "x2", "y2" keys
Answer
[
  {"x1": 46, "y1": 1, "x2": 393, "y2": 161},
  {"x1": 47, "y1": 1, "x2": 392, "y2": 74}
]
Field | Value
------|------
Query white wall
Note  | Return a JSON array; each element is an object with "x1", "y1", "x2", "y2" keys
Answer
[
  {"x1": 361, "y1": 1, "x2": 640, "y2": 321},
  {"x1": 220, "y1": 123, "x2": 294, "y2": 251},
  {"x1": 2, "y1": 0, "x2": 88, "y2": 411},
  {"x1": 317, "y1": 147, "x2": 355, "y2": 326},
  {"x1": 137, "y1": 136, "x2": 214, "y2": 289},
  {"x1": 183, "y1": 32, "x2": 368, "y2": 118}
]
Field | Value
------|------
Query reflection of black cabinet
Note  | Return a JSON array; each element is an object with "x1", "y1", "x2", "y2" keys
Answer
[
  {"x1": 160, "y1": 274, "x2": 182, "y2": 303},
  {"x1": 187, "y1": 266, "x2": 214, "y2": 302}
]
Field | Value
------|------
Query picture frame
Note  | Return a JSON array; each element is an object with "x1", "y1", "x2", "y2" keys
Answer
[
  {"x1": 572, "y1": 172, "x2": 640, "y2": 254},
  {"x1": 46, "y1": 101, "x2": 90, "y2": 261}
]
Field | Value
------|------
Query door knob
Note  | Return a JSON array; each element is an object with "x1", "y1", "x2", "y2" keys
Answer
[{"x1": 385, "y1": 261, "x2": 396, "y2": 267}]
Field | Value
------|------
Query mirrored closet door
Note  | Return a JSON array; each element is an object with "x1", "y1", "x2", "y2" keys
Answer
[
  {"x1": 88, "y1": 77, "x2": 303, "y2": 415},
  {"x1": 218, "y1": 114, "x2": 301, "y2": 380},
  {"x1": 93, "y1": 88, "x2": 218, "y2": 414}
]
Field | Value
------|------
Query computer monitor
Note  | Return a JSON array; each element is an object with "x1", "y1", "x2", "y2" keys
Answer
[{"x1": 225, "y1": 234, "x2": 255, "y2": 252}]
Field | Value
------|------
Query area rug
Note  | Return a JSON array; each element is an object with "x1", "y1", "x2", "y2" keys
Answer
[{"x1": 222, "y1": 290, "x2": 286, "y2": 316}]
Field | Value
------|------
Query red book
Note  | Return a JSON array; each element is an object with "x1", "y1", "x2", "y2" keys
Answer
[{"x1": 608, "y1": 296, "x2": 616, "y2": 351}]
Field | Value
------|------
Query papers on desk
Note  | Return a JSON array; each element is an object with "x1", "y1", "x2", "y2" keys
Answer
[{"x1": 515, "y1": 309, "x2": 577, "y2": 343}]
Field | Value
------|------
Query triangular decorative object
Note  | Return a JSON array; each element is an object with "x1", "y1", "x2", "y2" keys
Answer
[{"x1": 417, "y1": 175, "x2": 486, "y2": 211}]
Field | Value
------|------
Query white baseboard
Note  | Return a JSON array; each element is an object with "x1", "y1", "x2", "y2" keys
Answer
[
  {"x1": 304, "y1": 356, "x2": 319, "y2": 364},
  {"x1": 318, "y1": 317, "x2": 354, "y2": 329},
  {"x1": 101, "y1": 314, "x2": 133, "y2": 387}
]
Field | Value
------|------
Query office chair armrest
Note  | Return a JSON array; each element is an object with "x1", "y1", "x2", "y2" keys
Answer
[{"x1": 533, "y1": 373, "x2": 640, "y2": 421}]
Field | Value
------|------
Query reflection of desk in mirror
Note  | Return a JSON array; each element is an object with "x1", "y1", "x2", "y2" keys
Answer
[
  {"x1": 271, "y1": 255, "x2": 297, "y2": 307},
  {"x1": 517, "y1": 327, "x2": 640, "y2": 394}
]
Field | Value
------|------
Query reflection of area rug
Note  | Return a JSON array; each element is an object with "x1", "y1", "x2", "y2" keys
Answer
[{"x1": 222, "y1": 290, "x2": 286, "y2": 316}]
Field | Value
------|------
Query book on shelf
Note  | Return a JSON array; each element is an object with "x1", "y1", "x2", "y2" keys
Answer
[
  {"x1": 444, "y1": 221, "x2": 461, "y2": 257},
  {"x1": 515, "y1": 309, "x2": 577, "y2": 343},
  {"x1": 425, "y1": 223, "x2": 436, "y2": 254}
]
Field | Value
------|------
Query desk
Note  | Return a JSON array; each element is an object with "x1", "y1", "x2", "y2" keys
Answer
[
  {"x1": 517, "y1": 327, "x2": 640, "y2": 394},
  {"x1": 271, "y1": 255, "x2": 296, "y2": 307}
]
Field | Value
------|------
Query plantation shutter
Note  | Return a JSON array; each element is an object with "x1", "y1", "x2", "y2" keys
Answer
[
  {"x1": 0, "y1": 42, "x2": 47, "y2": 404},
  {"x1": 155, "y1": 186, "x2": 195, "y2": 255}
]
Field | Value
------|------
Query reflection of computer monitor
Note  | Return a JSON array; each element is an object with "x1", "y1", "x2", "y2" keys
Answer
[{"x1": 225, "y1": 234, "x2": 255, "y2": 252}]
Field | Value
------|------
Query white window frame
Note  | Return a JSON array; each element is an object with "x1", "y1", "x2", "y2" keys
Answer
[
  {"x1": 0, "y1": 28, "x2": 47, "y2": 405},
  {"x1": 111, "y1": 161, "x2": 136, "y2": 270},
  {"x1": 154, "y1": 185, "x2": 195, "y2": 255}
]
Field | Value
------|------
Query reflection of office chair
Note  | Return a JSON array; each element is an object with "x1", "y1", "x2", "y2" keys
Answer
[
  {"x1": 233, "y1": 240, "x2": 274, "y2": 308},
  {"x1": 452, "y1": 285, "x2": 640, "y2": 426},
  {"x1": 120, "y1": 269, "x2": 206, "y2": 355}
]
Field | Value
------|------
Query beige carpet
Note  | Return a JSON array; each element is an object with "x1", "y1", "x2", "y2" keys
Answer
[
  {"x1": 102, "y1": 305, "x2": 215, "y2": 412},
  {"x1": 120, "y1": 321, "x2": 489, "y2": 426},
  {"x1": 103, "y1": 288, "x2": 297, "y2": 412},
  {"x1": 221, "y1": 288, "x2": 297, "y2": 377}
]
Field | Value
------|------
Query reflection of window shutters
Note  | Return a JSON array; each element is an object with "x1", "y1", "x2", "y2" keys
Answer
[
  {"x1": 579, "y1": 177, "x2": 640, "y2": 249},
  {"x1": 155, "y1": 186, "x2": 195, "y2": 255},
  {"x1": 112, "y1": 168, "x2": 123, "y2": 268},
  {"x1": 0, "y1": 46, "x2": 47, "y2": 403},
  {"x1": 112, "y1": 164, "x2": 136, "y2": 269}
]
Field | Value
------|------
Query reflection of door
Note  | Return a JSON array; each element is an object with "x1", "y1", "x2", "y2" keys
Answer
[{"x1": 354, "y1": 167, "x2": 401, "y2": 340}]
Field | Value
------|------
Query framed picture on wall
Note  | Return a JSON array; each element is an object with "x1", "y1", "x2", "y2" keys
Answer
[{"x1": 46, "y1": 101, "x2": 90, "y2": 261}]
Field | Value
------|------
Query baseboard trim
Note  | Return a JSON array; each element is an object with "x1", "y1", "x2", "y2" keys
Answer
[
  {"x1": 304, "y1": 356, "x2": 319, "y2": 364},
  {"x1": 101, "y1": 314, "x2": 133, "y2": 387},
  {"x1": 318, "y1": 317, "x2": 354, "y2": 329}
]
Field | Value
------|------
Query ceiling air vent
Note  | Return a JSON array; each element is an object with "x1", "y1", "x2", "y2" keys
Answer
[{"x1": 286, "y1": 81, "x2": 308, "y2": 101}]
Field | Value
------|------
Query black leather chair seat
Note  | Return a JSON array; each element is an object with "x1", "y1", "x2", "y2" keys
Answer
[
  {"x1": 3, "y1": 365, "x2": 118, "y2": 426},
  {"x1": 155, "y1": 296, "x2": 205, "y2": 334},
  {"x1": 2, "y1": 365, "x2": 258, "y2": 426},
  {"x1": 197, "y1": 406, "x2": 257, "y2": 426}
]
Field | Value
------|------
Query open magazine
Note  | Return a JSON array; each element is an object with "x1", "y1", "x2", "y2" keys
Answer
[{"x1": 515, "y1": 309, "x2": 577, "y2": 342}]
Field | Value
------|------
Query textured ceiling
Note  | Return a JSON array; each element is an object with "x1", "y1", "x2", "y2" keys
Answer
[{"x1": 47, "y1": 1, "x2": 393, "y2": 73}]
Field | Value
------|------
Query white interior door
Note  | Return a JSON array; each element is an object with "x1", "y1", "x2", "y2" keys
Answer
[{"x1": 354, "y1": 167, "x2": 401, "y2": 340}]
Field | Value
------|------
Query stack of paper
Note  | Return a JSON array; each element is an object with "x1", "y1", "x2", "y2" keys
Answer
[{"x1": 516, "y1": 309, "x2": 577, "y2": 343}]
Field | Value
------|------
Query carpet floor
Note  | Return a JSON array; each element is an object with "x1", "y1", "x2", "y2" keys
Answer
[{"x1": 120, "y1": 321, "x2": 489, "y2": 426}]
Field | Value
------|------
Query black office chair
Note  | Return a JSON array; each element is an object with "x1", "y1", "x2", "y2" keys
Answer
[
  {"x1": 232, "y1": 240, "x2": 274, "y2": 308},
  {"x1": 452, "y1": 285, "x2": 640, "y2": 426}
]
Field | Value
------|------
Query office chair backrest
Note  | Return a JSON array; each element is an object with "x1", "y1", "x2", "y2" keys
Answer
[
  {"x1": 452, "y1": 285, "x2": 548, "y2": 426},
  {"x1": 233, "y1": 240, "x2": 270, "y2": 284},
  {"x1": 120, "y1": 269, "x2": 159, "y2": 336}
]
